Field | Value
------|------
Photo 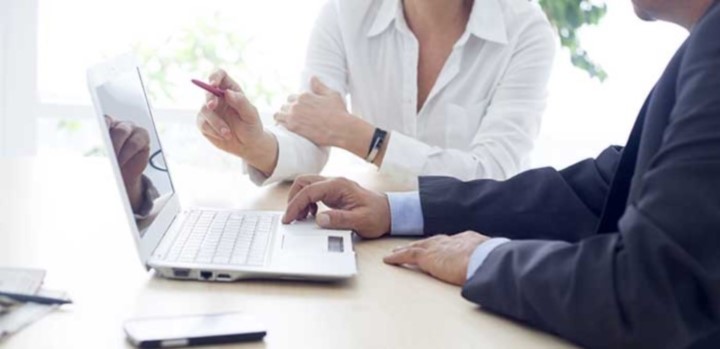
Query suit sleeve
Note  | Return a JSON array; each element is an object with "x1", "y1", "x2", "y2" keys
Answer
[
  {"x1": 419, "y1": 145, "x2": 621, "y2": 241},
  {"x1": 461, "y1": 11, "x2": 720, "y2": 348}
]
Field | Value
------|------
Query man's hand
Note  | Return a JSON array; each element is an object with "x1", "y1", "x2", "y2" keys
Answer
[
  {"x1": 105, "y1": 115, "x2": 150, "y2": 213},
  {"x1": 384, "y1": 232, "x2": 491, "y2": 286},
  {"x1": 196, "y1": 69, "x2": 278, "y2": 176},
  {"x1": 274, "y1": 77, "x2": 375, "y2": 158},
  {"x1": 282, "y1": 175, "x2": 391, "y2": 239}
]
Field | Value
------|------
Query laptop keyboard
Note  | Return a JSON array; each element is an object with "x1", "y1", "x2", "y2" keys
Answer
[{"x1": 155, "y1": 210, "x2": 275, "y2": 266}]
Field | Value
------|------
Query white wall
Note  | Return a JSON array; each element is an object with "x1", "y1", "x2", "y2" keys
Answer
[
  {"x1": 0, "y1": 0, "x2": 7, "y2": 155},
  {"x1": 0, "y1": 0, "x2": 38, "y2": 156}
]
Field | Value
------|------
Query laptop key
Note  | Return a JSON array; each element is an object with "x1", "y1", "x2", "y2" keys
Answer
[{"x1": 165, "y1": 211, "x2": 274, "y2": 266}]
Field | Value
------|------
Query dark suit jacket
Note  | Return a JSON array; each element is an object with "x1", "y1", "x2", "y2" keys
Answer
[{"x1": 418, "y1": 3, "x2": 720, "y2": 348}]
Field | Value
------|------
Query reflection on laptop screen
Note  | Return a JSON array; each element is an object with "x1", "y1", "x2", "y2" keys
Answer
[{"x1": 96, "y1": 68, "x2": 174, "y2": 238}]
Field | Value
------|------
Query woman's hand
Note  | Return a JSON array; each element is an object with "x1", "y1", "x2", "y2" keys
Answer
[
  {"x1": 196, "y1": 69, "x2": 278, "y2": 176},
  {"x1": 274, "y1": 77, "x2": 374, "y2": 158}
]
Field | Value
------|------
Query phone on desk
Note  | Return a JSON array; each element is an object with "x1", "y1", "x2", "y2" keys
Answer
[{"x1": 124, "y1": 312, "x2": 267, "y2": 348}]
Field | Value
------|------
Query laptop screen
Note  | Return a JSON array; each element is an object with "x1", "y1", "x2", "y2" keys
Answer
[{"x1": 95, "y1": 68, "x2": 175, "y2": 238}]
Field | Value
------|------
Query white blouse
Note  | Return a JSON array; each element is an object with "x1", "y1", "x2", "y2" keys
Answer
[{"x1": 248, "y1": 0, "x2": 556, "y2": 184}]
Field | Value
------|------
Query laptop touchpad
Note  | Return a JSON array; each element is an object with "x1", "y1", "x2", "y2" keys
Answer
[
  {"x1": 282, "y1": 235, "x2": 328, "y2": 253},
  {"x1": 282, "y1": 235, "x2": 344, "y2": 253}
]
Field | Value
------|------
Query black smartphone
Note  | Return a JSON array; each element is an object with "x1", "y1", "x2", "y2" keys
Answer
[{"x1": 124, "y1": 312, "x2": 267, "y2": 348}]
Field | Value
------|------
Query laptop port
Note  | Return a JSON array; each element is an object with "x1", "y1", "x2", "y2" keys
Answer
[
  {"x1": 172, "y1": 268, "x2": 191, "y2": 278},
  {"x1": 216, "y1": 274, "x2": 232, "y2": 281},
  {"x1": 200, "y1": 271, "x2": 213, "y2": 280}
]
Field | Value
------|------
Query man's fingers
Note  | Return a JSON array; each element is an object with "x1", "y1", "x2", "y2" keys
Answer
[
  {"x1": 109, "y1": 122, "x2": 133, "y2": 156},
  {"x1": 282, "y1": 180, "x2": 338, "y2": 224},
  {"x1": 316, "y1": 210, "x2": 360, "y2": 230},
  {"x1": 295, "y1": 203, "x2": 318, "y2": 222},
  {"x1": 288, "y1": 176, "x2": 326, "y2": 221},
  {"x1": 122, "y1": 147, "x2": 151, "y2": 177},
  {"x1": 287, "y1": 175, "x2": 327, "y2": 203},
  {"x1": 383, "y1": 247, "x2": 425, "y2": 266},
  {"x1": 286, "y1": 94, "x2": 298, "y2": 103},
  {"x1": 117, "y1": 128, "x2": 150, "y2": 167}
]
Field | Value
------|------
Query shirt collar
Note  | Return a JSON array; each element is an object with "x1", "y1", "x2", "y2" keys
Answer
[
  {"x1": 466, "y1": 0, "x2": 508, "y2": 44},
  {"x1": 367, "y1": 0, "x2": 401, "y2": 37},
  {"x1": 366, "y1": 0, "x2": 509, "y2": 45}
]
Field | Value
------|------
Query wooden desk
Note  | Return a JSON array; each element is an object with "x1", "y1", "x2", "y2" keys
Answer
[{"x1": 0, "y1": 156, "x2": 576, "y2": 348}]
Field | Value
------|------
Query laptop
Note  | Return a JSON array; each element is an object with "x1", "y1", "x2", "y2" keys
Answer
[{"x1": 86, "y1": 55, "x2": 357, "y2": 281}]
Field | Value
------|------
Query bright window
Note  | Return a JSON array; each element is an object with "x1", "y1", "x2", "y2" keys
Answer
[
  {"x1": 29, "y1": 0, "x2": 688, "y2": 170},
  {"x1": 36, "y1": 0, "x2": 326, "y2": 168},
  {"x1": 534, "y1": 1, "x2": 686, "y2": 167}
]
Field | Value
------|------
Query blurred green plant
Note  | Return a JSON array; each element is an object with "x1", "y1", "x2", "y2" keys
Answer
[
  {"x1": 133, "y1": 1, "x2": 609, "y2": 106},
  {"x1": 57, "y1": 119, "x2": 82, "y2": 133},
  {"x1": 133, "y1": 12, "x2": 292, "y2": 111},
  {"x1": 131, "y1": 2, "x2": 610, "y2": 106},
  {"x1": 539, "y1": 0, "x2": 608, "y2": 81}
]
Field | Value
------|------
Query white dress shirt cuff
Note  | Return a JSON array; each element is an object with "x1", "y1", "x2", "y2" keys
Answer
[
  {"x1": 246, "y1": 127, "x2": 326, "y2": 186},
  {"x1": 380, "y1": 131, "x2": 433, "y2": 177},
  {"x1": 466, "y1": 238, "x2": 511, "y2": 280},
  {"x1": 386, "y1": 191, "x2": 424, "y2": 236}
]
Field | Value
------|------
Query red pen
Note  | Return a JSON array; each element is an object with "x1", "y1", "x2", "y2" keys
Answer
[{"x1": 191, "y1": 79, "x2": 226, "y2": 97}]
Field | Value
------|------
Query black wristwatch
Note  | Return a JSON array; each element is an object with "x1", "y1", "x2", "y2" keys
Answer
[{"x1": 365, "y1": 128, "x2": 388, "y2": 163}]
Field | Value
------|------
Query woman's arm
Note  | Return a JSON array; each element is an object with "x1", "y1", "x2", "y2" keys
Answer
[
  {"x1": 277, "y1": 5, "x2": 556, "y2": 180},
  {"x1": 243, "y1": 0, "x2": 356, "y2": 185}
]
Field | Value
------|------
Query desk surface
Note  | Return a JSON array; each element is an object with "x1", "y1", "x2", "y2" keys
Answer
[{"x1": 0, "y1": 156, "x2": 575, "y2": 348}]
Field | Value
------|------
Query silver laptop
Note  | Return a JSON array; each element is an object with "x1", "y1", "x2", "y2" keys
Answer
[{"x1": 87, "y1": 55, "x2": 357, "y2": 281}]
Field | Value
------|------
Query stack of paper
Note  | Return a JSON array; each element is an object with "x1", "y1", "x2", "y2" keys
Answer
[
  {"x1": 0, "y1": 268, "x2": 46, "y2": 295},
  {"x1": 0, "y1": 268, "x2": 60, "y2": 340}
]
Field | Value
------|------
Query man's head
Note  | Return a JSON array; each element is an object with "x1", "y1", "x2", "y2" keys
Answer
[{"x1": 632, "y1": 0, "x2": 714, "y2": 29}]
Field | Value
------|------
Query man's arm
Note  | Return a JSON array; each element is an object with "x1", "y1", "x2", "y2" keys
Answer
[
  {"x1": 279, "y1": 147, "x2": 621, "y2": 241},
  {"x1": 462, "y1": 13, "x2": 720, "y2": 348},
  {"x1": 419, "y1": 145, "x2": 621, "y2": 241}
]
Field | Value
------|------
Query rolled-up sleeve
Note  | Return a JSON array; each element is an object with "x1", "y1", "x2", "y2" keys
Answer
[
  {"x1": 246, "y1": 126, "x2": 330, "y2": 186},
  {"x1": 246, "y1": 0, "x2": 347, "y2": 186}
]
